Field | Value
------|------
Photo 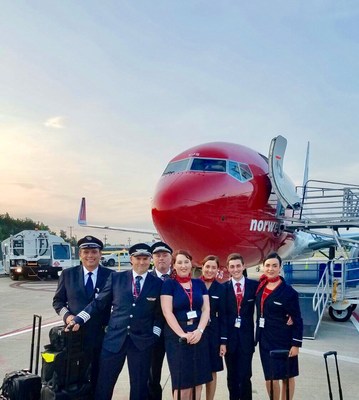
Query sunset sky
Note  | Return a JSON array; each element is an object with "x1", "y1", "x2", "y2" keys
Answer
[{"x1": 1, "y1": 1, "x2": 359, "y2": 245}]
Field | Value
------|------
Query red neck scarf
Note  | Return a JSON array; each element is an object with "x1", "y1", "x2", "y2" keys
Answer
[
  {"x1": 255, "y1": 274, "x2": 281, "y2": 295},
  {"x1": 201, "y1": 276, "x2": 215, "y2": 283},
  {"x1": 175, "y1": 274, "x2": 191, "y2": 283}
]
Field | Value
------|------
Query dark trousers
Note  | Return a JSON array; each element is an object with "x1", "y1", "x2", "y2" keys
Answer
[
  {"x1": 225, "y1": 348, "x2": 253, "y2": 400},
  {"x1": 148, "y1": 335, "x2": 166, "y2": 400},
  {"x1": 95, "y1": 337, "x2": 152, "y2": 400}
]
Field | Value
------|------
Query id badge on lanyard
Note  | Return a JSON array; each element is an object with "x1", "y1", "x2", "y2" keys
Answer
[
  {"x1": 259, "y1": 317, "x2": 265, "y2": 328},
  {"x1": 234, "y1": 317, "x2": 241, "y2": 328}
]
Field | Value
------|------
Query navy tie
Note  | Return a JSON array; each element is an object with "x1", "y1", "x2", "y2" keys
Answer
[
  {"x1": 134, "y1": 275, "x2": 142, "y2": 298},
  {"x1": 161, "y1": 274, "x2": 170, "y2": 281},
  {"x1": 85, "y1": 272, "x2": 94, "y2": 298}
]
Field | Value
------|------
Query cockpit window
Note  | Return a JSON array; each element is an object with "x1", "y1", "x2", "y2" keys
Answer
[
  {"x1": 228, "y1": 160, "x2": 253, "y2": 182},
  {"x1": 162, "y1": 157, "x2": 252, "y2": 182},
  {"x1": 190, "y1": 158, "x2": 227, "y2": 172},
  {"x1": 162, "y1": 159, "x2": 190, "y2": 175}
]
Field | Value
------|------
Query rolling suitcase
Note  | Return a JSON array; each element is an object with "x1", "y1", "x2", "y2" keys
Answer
[
  {"x1": 0, "y1": 314, "x2": 42, "y2": 400},
  {"x1": 269, "y1": 349, "x2": 290, "y2": 400},
  {"x1": 41, "y1": 327, "x2": 92, "y2": 400},
  {"x1": 323, "y1": 351, "x2": 343, "y2": 400}
]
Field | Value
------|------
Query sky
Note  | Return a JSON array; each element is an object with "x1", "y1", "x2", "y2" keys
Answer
[{"x1": 1, "y1": 1, "x2": 359, "y2": 246}]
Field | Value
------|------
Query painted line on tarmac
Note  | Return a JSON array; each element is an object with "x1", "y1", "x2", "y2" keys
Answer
[
  {"x1": 301, "y1": 347, "x2": 359, "y2": 364},
  {"x1": 0, "y1": 320, "x2": 62, "y2": 340}
]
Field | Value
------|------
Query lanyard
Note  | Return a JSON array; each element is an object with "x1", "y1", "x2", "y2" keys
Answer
[
  {"x1": 179, "y1": 281, "x2": 193, "y2": 310},
  {"x1": 260, "y1": 287, "x2": 272, "y2": 316}
]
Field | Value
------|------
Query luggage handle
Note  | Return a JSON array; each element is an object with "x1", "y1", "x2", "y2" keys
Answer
[
  {"x1": 324, "y1": 350, "x2": 337, "y2": 359},
  {"x1": 323, "y1": 350, "x2": 343, "y2": 400},
  {"x1": 30, "y1": 314, "x2": 42, "y2": 375}
]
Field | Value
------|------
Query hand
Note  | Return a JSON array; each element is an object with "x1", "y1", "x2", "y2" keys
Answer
[
  {"x1": 65, "y1": 321, "x2": 80, "y2": 332},
  {"x1": 65, "y1": 315, "x2": 75, "y2": 325},
  {"x1": 289, "y1": 346, "x2": 299, "y2": 357},
  {"x1": 286, "y1": 314, "x2": 293, "y2": 326},
  {"x1": 219, "y1": 344, "x2": 227, "y2": 357},
  {"x1": 187, "y1": 329, "x2": 202, "y2": 345}
]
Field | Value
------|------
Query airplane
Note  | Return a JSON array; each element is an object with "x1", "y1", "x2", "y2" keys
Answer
[{"x1": 79, "y1": 135, "x2": 359, "y2": 268}]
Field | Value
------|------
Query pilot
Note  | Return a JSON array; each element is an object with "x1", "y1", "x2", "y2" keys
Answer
[
  {"x1": 52, "y1": 235, "x2": 114, "y2": 391},
  {"x1": 67, "y1": 243, "x2": 164, "y2": 400},
  {"x1": 148, "y1": 241, "x2": 173, "y2": 400}
]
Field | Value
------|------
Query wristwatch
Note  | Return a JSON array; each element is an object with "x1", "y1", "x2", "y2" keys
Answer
[{"x1": 198, "y1": 328, "x2": 204, "y2": 333}]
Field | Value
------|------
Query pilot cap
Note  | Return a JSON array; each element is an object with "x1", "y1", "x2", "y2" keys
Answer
[
  {"x1": 129, "y1": 243, "x2": 152, "y2": 257},
  {"x1": 78, "y1": 235, "x2": 104, "y2": 250},
  {"x1": 151, "y1": 241, "x2": 173, "y2": 255}
]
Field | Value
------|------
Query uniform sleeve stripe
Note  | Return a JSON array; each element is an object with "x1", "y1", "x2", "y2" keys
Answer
[
  {"x1": 77, "y1": 311, "x2": 91, "y2": 323},
  {"x1": 293, "y1": 338, "x2": 302, "y2": 343},
  {"x1": 220, "y1": 336, "x2": 227, "y2": 340},
  {"x1": 59, "y1": 307, "x2": 69, "y2": 317},
  {"x1": 153, "y1": 326, "x2": 162, "y2": 336}
]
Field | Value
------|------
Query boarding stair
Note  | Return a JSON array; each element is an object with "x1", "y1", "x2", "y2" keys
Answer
[
  {"x1": 284, "y1": 180, "x2": 359, "y2": 231},
  {"x1": 283, "y1": 259, "x2": 359, "y2": 339}
]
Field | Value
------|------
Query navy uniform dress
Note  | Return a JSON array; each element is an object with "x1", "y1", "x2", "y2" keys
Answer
[
  {"x1": 255, "y1": 277, "x2": 303, "y2": 381},
  {"x1": 161, "y1": 278, "x2": 212, "y2": 390},
  {"x1": 223, "y1": 278, "x2": 258, "y2": 400},
  {"x1": 53, "y1": 264, "x2": 114, "y2": 389},
  {"x1": 207, "y1": 280, "x2": 226, "y2": 373}
]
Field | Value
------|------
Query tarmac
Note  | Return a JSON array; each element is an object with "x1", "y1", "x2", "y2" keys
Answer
[{"x1": 0, "y1": 267, "x2": 358, "y2": 399}]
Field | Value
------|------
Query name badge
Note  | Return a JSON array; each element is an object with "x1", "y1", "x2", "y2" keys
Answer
[
  {"x1": 187, "y1": 310, "x2": 197, "y2": 319},
  {"x1": 234, "y1": 317, "x2": 241, "y2": 328},
  {"x1": 259, "y1": 317, "x2": 265, "y2": 328}
]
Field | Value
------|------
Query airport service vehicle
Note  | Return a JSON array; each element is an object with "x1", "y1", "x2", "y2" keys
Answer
[
  {"x1": 101, "y1": 250, "x2": 130, "y2": 267},
  {"x1": 1, "y1": 230, "x2": 72, "y2": 280}
]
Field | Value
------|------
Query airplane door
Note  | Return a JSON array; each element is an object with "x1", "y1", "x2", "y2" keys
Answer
[{"x1": 268, "y1": 135, "x2": 301, "y2": 210}]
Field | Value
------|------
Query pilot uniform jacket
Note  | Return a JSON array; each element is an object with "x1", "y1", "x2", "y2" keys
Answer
[
  {"x1": 53, "y1": 264, "x2": 114, "y2": 347},
  {"x1": 80, "y1": 269, "x2": 164, "y2": 353}
]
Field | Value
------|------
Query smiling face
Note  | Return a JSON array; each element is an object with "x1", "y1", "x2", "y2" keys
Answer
[
  {"x1": 173, "y1": 253, "x2": 192, "y2": 278},
  {"x1": 131, "y1": 255, "x2": 152, "y2": 275},
  {"x1": 263, "y1": 257, "x2": 281, "y2": 279},
  {"x1": 227, "y1": 258, "x2": 245, "y2": 281},
  {"x1": 152, "y1": 251, "x2": 172, "y2": 274},
  {"x1": 202, "y1": 260, "x2": 219, "y2": 280},
  {"x1": 80, "y1": 248, "x2": 102, "y2": 271}
]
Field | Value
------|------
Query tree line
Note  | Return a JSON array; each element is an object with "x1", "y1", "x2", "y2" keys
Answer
[{"x1": 0, "y1": 213, "x2": 77, "y2": 246}]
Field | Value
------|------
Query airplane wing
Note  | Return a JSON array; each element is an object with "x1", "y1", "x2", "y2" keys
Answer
[{"x1": 78, "y1": 197, "x2": 159, "y2": 237}]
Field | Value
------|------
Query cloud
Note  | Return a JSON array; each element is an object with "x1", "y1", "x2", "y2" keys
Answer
[{"x1": 44, "y1": 116, "x2": 66, "y2": 129}]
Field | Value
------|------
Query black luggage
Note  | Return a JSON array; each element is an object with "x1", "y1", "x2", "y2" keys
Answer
[
  {"x1": 269, "y1": 349, "x2": 290, "y2": 400},
  {"x1": 0, "y1": 314, "x2": 42, "y2": 400},
  {"x1": 41, "y1": 326, "x2": 92, "y2": 400},
  {"x1": 40, "y1": 382, "x2": 92, "y2": 400},
  {"x1": 323, "y1": 350, "x2": 343, "y2": 400}
]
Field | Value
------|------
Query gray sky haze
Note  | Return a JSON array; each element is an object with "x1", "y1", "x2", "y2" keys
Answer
[{"x1": 1, "y1": 1, "x2": 359, "y2": 244}]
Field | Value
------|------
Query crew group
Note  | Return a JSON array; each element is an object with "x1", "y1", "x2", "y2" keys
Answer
[{"x1": 53, "y1": 236, "x2": 303, "y2": 400}]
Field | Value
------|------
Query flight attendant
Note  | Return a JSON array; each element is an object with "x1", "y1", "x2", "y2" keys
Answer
[
  {"x1": 222, "y1": 253, "x2": 258, "y2": 400},
  {"x1": 200, "y1": 255, "x2": 226, "y2": 400},
  {"x1": 255, "y1": 252, "x2": 303, "y2": 400},
  {"x1": 161, "y1": 250, "x2": 212, "y2": 400}
]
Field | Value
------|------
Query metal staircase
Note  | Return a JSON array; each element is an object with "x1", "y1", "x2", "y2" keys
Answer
[{"x1": 285, "y1": 180, "x2": 359, "y2": 230}]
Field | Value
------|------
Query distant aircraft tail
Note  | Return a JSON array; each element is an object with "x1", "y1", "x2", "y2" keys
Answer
[
  {"x1": 303, "y1": 141, "x2": 310, "y2": 187},
  {"x1": 78, "y1": 197, "x2": 87, "y2": 226}
]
